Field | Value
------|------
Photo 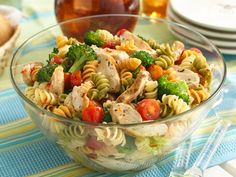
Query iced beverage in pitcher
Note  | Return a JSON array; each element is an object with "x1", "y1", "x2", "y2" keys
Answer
[{"x1": 55, "y1": 0, "x2": 140, "y2": 40}]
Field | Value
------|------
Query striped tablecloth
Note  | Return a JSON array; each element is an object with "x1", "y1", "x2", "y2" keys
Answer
[{"x1": 0, "y1": 0, "x2": 236, "y2": 176}]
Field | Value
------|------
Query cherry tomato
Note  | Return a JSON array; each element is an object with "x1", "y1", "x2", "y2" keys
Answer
[
  {"x1": 82, "y1": 102, "x2": 104, "y2": 123},
  {"x1": 189, "y1": 47, "x2": 202, "y2": 54},
  {"x1": 148, "y1": 64, "x2": 163, "y2": 80},
  {"x1": 136, "y1": 99, "x2": 160, "y2": 121},
  {"x1": 50, "y1": 56, "x2": 63, "y2": 64},
  {"x1": 70, "y1": 70, "x2": 82, "y2": 87},
  {"x1": 116, "y1": 29, "x2": 127, "y2": 37},
  {"x1": 64, "y1": 72, "x2": 71, "y2": 89},
  {"x1": 102, "y1": 41, "x2": 120, "y2": 49}
]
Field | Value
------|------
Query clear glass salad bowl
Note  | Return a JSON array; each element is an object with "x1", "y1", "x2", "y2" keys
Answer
[{"x1": 10, "y1": 14, "x2": 226, "y2": 173}]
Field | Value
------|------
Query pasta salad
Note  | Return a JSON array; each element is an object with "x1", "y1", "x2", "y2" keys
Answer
[{"x1": 21, "y1": 29, "x2": 212, "y2": 171}]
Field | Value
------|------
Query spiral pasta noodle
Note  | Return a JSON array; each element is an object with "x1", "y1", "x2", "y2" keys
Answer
[
  {"x1": 61, "y1": 124, "x2": 86, "y2": 139},
  {"x1": 146, "y1": 39, "x2": 160, "y2": 50},
  {"x1": 116, "y1": 39, "x2": 138, "y2": 54},
  {"x1": 189, "y1": 85, "x2": 209, "y2": 105},
  {"x1": 179, "y1": 55, "x2": 195, "y2": 70},
  {"x1": 31, "y1": 64, "x2": 42, "y2": 82},
  {"x1": 193, "y1": 55, "x2": 212, "y2": 87},
  {"x1": 94, "y1": 127, "x2": 126, "y2": 146},
  {"x1": 88, "y1": 88, "x2": 99, "y2": 100},
  {"x1": 82, "y1": 60, "x2": 98, "y2": 82},
  {"x1": 116, "y1": 57, "x2": 141, "y2": 71},
  {"x1": 143, "y1": 81, "x2": 158, "y2": 99},
  {"x1": 156, "y1": 43, "x2": 176, "y2": 59},
  {"x1": 179, "y1": 49, "x2": 200, "y2": 60},
  {"x1": 25, "y1": 86, "x2": 36, "y2": 100},
  {"x1": 51, "y1": 105, "x2": 74, "y2": 118},
  {"x1": 154, "y1": 55, "x2": 175, "y2": 69},
  {"x1": 34, "y1": 88, "x2": 58, "y2": 108},
  {"x1": 160, "y1": 94, "x2": 190, "y2": 118},
  {"x1": 120, "y1": 68, "x2": 134, "y2": 88},
  {"x1": 91, "y1": 73, "x2": 110, "y2": 100},
  {"x1": 56, "y1": 35, "x2": 68, "y2": 48}
]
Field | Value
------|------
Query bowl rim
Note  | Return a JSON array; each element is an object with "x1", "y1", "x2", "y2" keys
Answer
[{"x1": 10, "y1": 14, "x2": 227, "y2": 127}]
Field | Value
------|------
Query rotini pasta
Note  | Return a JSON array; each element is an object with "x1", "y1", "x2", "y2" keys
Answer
[
  {"x1": 143, "y1": 80, "x2": 158, "y2": 99},
  {"x1": 189, "y1": 85, "x2": 209, "y2": 105},
  {"x1": 154, "y1": 54, "x2": 175, "y2": 69},
  {"x1": 95, "y1": 127, "x2": 126, "y2": 146},
  {"x1": 120, "y1": 68, "x2": 134, "y2": 88},
  {"x1": 146, "y1": 39, "x2": 160, "y2": 50},
  {"x1": 179, "y1": 49, "x2": 200, "y2": 61},
  {"x1": 116, "y1": 39, "x2": 138, "y2": 54},
  {"x1": 34, "y1": 88, "x2": 58, "y2": 108},
  {"x1": 60, "y1": 124, "x2": 86, "y2": 139},
  {"x1": 160, "y1": 94, "x2": 190, "y2": 118},
  {"x1": 193, "y1": 55, "x2": 212, "y2": 87},
  {"x1": 91, "y1": 73, "x2": 110, "y2": 100},
  {"x1": 82, "y1": 60, "x2": 98, "y2": 82},
  {"x1": 156, "y1": 43, "x2": 177, "y2": 59},
  {"x1": 179, "y1": 55, "x2": 195, "y2": 70},
  {"x1": 116, "y1": 57, "x2": 141, "y2": 71},
  {"x1": 56, "y1": 35, "x2": 68, "y2": 48},
  {"x1": 52, "y1": 105, "x2": 74, "y2": 118},
  {"x1": 24, "y1": 86, "x2": 36, "y2": 100}
]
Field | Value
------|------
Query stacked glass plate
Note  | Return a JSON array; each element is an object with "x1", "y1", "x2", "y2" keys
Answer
[{"x1": 167, "y1": 0, "x2": 236, "y2": 55}]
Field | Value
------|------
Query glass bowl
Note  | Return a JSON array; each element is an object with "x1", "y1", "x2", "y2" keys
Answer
[{"x1": 10, "y1": 14, "x2": 226, "y2": 173}]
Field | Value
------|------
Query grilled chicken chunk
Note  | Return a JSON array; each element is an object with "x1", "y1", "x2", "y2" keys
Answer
[
  {"x1": 97, "y1": 53, "x2": 120, "y2": 92},
  {"x1": 116, "y1": 71, "x2": 150, "y2": 103},
  {"x1": 71, "y1": 81, "x2": 94, "y2": 112},
  {"x1": 119, "y1": 30, "x2": 154, "y2": 52},
  {"x1": 172, "y1": 65, "x2": 200, "y2": 88},
  {"x1": 50, "y1": 65, "x2": 64, "y2": 95},
  {"x1": 110, "y1": 103, "x2": 142, "y2": 124},
  {"x1": 91, "y1": 45, "x2": 129, "y2": 61},
  {"x1": 21, "y1": 62, "x2": 43, "y2": 86}
]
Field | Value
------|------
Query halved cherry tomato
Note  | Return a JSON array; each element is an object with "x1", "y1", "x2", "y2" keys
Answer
[
  {"x1": 102, "y1": 41, "x2": 120, "y2": 49},
  {"x1": 148, "y1": 64, "x2": 163, "y2": 80},
  {"x1": 82, "y1": 102, "x2": 104, "y2": 123},
  {"x1": 70, "y1": 70, "x2": 82, "y2": 87},
  {"x1": 116, "y1": 29, "x2": 127, "y2": 37},
  {"x1": 50, "y1": 56, "x2": 63, "y2": 64},
  {"x1": 64, "y1": 72, "x2": 72, "y2": 89},
  {"x1": 189, "y1": 47, "x2": 202, "y2": 54},
  {"x1": 136, "y1": 99, "x2": 160, "y2": 121}
]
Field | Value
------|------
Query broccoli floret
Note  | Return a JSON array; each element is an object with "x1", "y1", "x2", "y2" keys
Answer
[
  {"x1": 37, "y1": 63, "x2": 58, "y2": 83},
  {"x1": 48, "y1": 47, "x2": 59, "y2": 62},
  {"x1": 131, "y1": 51, "x2": 154, "y2": 68},
  {"x1": 66, "y1": 44, "x2": 97, "y2": 73},
  {"x1": 84, "y1": 30, "x2": 105, "y2": 47},
  {"x1": 60, "y1": 57, "x2": 74, "y2": 72},
  {"x1": 132, "y1": 65, "x2": 140, "y2": 78},
  {"x1": 158, "y1": 76, "x2": 190, "y2": 103}
]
